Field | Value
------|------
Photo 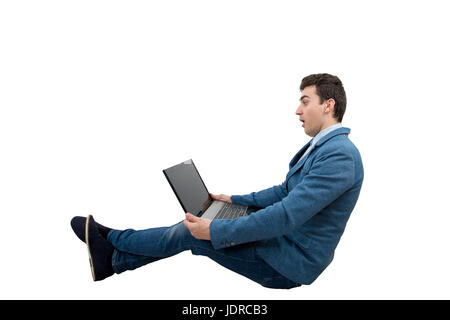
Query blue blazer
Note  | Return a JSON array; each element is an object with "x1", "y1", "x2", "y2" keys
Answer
[{"x1": 210, "y1": 127, "x2": 364, "y2": 285}]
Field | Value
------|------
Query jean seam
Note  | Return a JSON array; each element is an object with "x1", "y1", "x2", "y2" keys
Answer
[
  {"x1": 112, "y1": 253, "x2": 156, "y2": 274},
  {"x1": 191, "y1": 242, "x2": 260, "y2": 264}
]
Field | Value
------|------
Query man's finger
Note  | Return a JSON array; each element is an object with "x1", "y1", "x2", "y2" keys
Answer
[
  {"x1": 186, "y1": 213, "x2": 199, "y2": 222},
  {"x1": 183, "y1": 218, "x2": 193, "y2": 230},
  {"x1": 183, "y1": 218, "x2": 199, "y2": 238}
]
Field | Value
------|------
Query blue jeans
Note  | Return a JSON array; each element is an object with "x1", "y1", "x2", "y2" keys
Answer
[{"x1": 107, "y1": 219, "x2": 300, "y2": 289}]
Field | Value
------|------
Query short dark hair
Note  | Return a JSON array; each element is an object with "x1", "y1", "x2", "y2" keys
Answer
[{"x1": 300, "y1": 73, "x2": 347, "y2": 122}]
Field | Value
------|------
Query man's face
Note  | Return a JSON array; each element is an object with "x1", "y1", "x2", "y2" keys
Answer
[{"x1": 296, "y1": 85, "x2": 327, "y2": 137}]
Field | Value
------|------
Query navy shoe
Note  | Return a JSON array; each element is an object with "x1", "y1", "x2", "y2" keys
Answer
[
  {"x1": 71, "y1": 216, "x2": 112, "y2": 243},
  {"x1": 86, "y1": 215, "x2": 115, "y2": 281}
]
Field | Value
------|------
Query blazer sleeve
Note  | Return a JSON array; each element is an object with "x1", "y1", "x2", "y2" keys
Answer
[
  {"x1": 230, "y1": 180, "x2": 288, "y2": 208},
  {"x1": 210, "y1": 149, "x2": 355, "y2": 249}
]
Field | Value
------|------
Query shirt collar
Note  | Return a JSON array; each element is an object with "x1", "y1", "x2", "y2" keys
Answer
[{"x1": 311, "y1": 123, "x2": 342, "y2": 146}]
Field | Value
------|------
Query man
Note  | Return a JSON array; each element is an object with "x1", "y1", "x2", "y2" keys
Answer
[{"x1": 71, "y1": 73, "x2": 364, "y2": 288}]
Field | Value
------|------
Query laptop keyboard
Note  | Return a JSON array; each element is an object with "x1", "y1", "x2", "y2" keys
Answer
[{"x1": 215, "y1": 202, "x2": 247, "y2": 220}]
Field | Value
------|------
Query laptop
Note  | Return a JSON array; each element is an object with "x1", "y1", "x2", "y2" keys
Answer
[{"x1": 163, "y1": 159, "x2": 248, "y2": 220}]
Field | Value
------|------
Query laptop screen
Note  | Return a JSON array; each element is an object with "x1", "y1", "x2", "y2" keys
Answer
[{"x1": 163, "y1": 159, "x2": 212, "y2": 216}]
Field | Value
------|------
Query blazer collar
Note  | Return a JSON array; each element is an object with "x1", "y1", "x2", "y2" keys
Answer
[{"x1": 315, "y1": 126, "x2": 351, "y2": 147}]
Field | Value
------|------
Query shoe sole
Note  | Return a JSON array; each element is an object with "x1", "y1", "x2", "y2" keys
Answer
[{"x1": 86, "y1": 215, "x2": 96, "y2": 281}]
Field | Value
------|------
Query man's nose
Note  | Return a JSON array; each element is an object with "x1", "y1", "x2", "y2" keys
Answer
[{"x1": 296, "y1": 105, "x2": 302, "y2": 115}]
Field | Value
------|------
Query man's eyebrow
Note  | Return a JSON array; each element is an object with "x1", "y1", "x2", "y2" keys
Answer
[{"x1": 300, "y1": 95, "x2": 310, "y2": 101}]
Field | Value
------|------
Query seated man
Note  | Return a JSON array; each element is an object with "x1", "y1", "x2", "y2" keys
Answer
[{"x1": 70, "y1": 73, "x2": 364, "y2": 289}]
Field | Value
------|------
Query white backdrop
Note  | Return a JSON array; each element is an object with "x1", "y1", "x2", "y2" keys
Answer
[{"x1": 1, "y1": 0, "x2": 449, "y2": 299}]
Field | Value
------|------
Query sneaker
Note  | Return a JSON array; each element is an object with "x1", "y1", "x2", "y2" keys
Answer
[
  {"x1": 71, "y1": 216, "x2": 112, "y2": 243},
  {"x1": 85, "y1": 215, "x2": 115, "y2": 281}
]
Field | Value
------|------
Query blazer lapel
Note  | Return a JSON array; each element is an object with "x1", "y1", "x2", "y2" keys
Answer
[
  {"x1": 287, "y1": 140, "x2": 312, "y2": 180},
  {"x1": 289, "y1": 140, "x2": 312, "y2": 169},
  {"x1": 287, "y1": 143, "x2": 315, "y2": 180}
]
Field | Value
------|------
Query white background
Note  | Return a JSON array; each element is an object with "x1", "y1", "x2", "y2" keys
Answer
[{"x1": 1, "y1": 0, "x2": 449, "y2": 299}]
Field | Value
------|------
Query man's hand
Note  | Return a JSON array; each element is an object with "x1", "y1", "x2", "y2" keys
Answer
[
  {"x1": 210, "y1": 193, "x2": 232, "y2": 203},
  {"x1": 183, "y1": 213, "x2": 211, "y2": 240}
]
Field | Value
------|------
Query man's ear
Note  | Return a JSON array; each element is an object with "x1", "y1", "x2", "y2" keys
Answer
[{"x1": 324, "y1": 98, "x2": 335, "y2": 115}]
